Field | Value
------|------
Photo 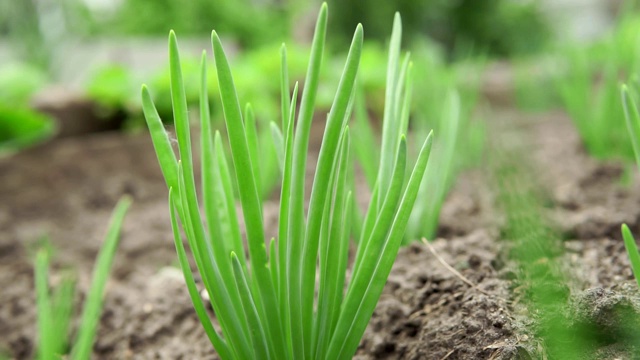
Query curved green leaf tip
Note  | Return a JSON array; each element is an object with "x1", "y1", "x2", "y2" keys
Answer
[{"x1": 622, "y1": 223, "x2": 640, "y2": 288}]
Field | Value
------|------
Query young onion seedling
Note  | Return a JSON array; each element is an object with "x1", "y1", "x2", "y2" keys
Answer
[
  {"x1": 142, "y1": 4, "x2": 433, "y2": 359},
  {"x1": 35, "y1": 196, "x2": 131, "y2": 360}
]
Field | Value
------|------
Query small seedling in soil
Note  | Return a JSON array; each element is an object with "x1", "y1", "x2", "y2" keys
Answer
[
  {"x1": 34, "y1": 196, "x2": 131, "y2": 360},
  {"x1": 621, "y1": 84, "x2": 640, "y2": 288},
  {"x1": 621, "y1": 224, "x2": 640, "y2": 288},
  {"x1": 142, "y1": 3, "x2": 433, "y2": 359}
]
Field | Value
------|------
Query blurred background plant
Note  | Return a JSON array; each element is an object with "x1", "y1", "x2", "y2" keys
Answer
[
  {"x1": 350, "y1": 36, "x2": 486, "y2": 242},
  {"x1": 556, "y1": 6, "x2": 640, "y2": 163},
  {"x1": 326, "y1": 0, "x2": 551, "y2": 59},
  {"x1": 107, "y1": 0, "x2": 292, "y2": 48}
]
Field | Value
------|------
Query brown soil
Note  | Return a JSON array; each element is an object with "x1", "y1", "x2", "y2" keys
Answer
[{"x1": 2, "y1": 106, "x2": 640, "y2": 359}]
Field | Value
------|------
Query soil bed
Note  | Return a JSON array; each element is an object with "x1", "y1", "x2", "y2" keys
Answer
[{"x1": 2, "y1": 106, "x2": 640, "y2": 359}]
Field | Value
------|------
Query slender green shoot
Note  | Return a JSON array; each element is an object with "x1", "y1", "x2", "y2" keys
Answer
[
  {"x1": 621, "y1": 83, "x2": 640, "y2": 288},
  {"x1": 35, "y1": 196, "x2": 131, "y2": 360},
  {"x1": 622, "y1": 224, "x2": 640, "y2": 288}
]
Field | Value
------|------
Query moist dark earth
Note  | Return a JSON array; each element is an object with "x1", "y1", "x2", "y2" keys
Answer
[{"x1": 2, "y1": 100, "x2": 640, "y2": 359}]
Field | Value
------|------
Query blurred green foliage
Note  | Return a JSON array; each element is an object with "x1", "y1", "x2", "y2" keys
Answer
[
  {"x1": 86, "y1": 65, "x2": 136, "y2": 109},
  {"x1": 109, "y1": 0, "x2": 290, "y2": 47},
  {"x1": 0, "y1": 105, "x2": 56, "y2": 155},
  {"x1": 513, "y1": 56, "x2": 563, "y2": 112},
  {"x1": 0, "y1": 63, "x2": 48, "y2": 106},
  {"x1": 558, "y1": 13, "x2": 640, "y2": 162},
  {"x1": 327, "y1": 0, "x2": 550, "y2": 59},
  {"x1": 0, "y1": 62, "x2": 54, "y2": 155},
  {"x1": 0, "y1": 0, "x2": 50, "y2": 69},
  {"x1": 0, "y1": 0, "x2": 98, "y2": 70}
]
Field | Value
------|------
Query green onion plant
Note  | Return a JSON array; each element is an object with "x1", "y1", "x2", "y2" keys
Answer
[
  {"x1": 35, "y1": 196, "x2": 131, "y2": 360},
  {"x1": 142, "y1": 4, "x2": 433, "y2": 359}
]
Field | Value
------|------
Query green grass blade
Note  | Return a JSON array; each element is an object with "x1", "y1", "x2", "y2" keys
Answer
[
  {"x1": 348, "y1": 164, "x2": 364, "y2": 243},
  {"x1": 352, "y1": 85, "x2": 379, "y2": 188},
  {"x1": 169, "y1": 189, "x2": 233, "y2": 359},
  {"x1": 245, "y1": 104, "x2": 263, "y2": 197},
  {"x1": 51, "y1": 273, "x2": 75, "y2": 356},
  {"x1": 168, "y1": 34, "x2": 214, "y2": 299},
  {"x1": 328, "y1": 132, "x2": 433, "y2": 359},
  {"x1": 287, "y1": 5, "x2": 327, "y2": 356},
  {"x1": 141, "y1": 85, "x2": 179, "y2": 194},
  {"x1": 211, "y1": 30, "x2": 285, "y2": 358},
  {"x1": 301, "y1": 23, "x2": 363, "y2": 358},
  {"x1": 270, "y1": 122, "x2": 285, "y2": 176},
  {"x1": 280, "y1": 43, "x2": 291, "y2": 132},
  {"x1": 351, "y1": 136, "x2": 407, "y2": 288},
  {"x1": 177, "y1": 162, "x2": 253, "y2": 359},
  {"x1": 271, "y1": 44, "x2": 291, "y2": 178},
  {"x1": 315, "y1": 127, "x2": 352, "y2": 359},
  {"x1": 408, "y1": 89, "x2": 460, "y2": 241},
  {"x1": 168, "y1": 31, "x2": 198, "y2": 204},
  {"x1": 230, "y1": 252, "x2": 272, "y2": 359},
  {"x1": 269, "y1": 238, "x2": 278, "y2": 294},
  {"x1": 213, "y1": 132, "x2": 246, "y2": 271},
  {"x1": 377, "y1": 12, "x2": 402, "y2": 209},
  {"x1": 398, "y1": 60, "x2": 413, "y2": 143},
  {"x1": 35, "y1": 249, "x2": 53, "y2": 360},
  {"x1": 199, "y1": 51, "x2": 227, "y2": 257},
  {"x1": 211, "y1": 30, "x2": 266, "y2": 278},
  {"x1": 622, "y1": 224, "x2": 640, "y2": 288},
  {"x1": 71, "y1": 196, "x2": 131, "y2": 360},
  {"x1": 198, "y1": 52, "x2": 252, "y2": 344},
  {"x1": 391, "y1": 54, "x2": 410, "y2": 139},
  {"x1": 278, "y1": 81, "x2": 299, "y2": 358}
]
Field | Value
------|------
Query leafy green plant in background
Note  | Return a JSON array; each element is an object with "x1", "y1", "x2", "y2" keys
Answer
[
  {"x1": 352, "y1": 34, "x2": 483, "y2": 242},
  {"x1": 110, "y1": 0, "x2": 289, "y2": 47},
  {"x1": 327, "y1": 0, "x2": 550, "y2": 59},
  {"x1": 407, "y1": 46, "x2": 484, "y2": 241},
  {"x1": 0, "y1": 63, "x2": 47, "y2": 106},
  {"x1": 86, "y1": 64, "x2": 136, "y2": 111},
  {"x1": 35, "y1": 196, "x2": 130, "y2": 360},
  {"x1": 0, "y1": 63, "x2": 55, "y2": 156},
  {"x1": 559, "y1": 11, "x2": 640, "y2": 162},
  {"x1": 142, "y1": 4, "x2": 433, "y2": 358},
  {"x1": 559, "y1": 47, "x2": 636, "y2": 161},
  {"x1": 0, "y1": 105, "x2": 56, "y2": 156},
  {"x1": 407, "y1": 90, "x2": 462, "y2": 241},
  {"x1": 0, "y1": 0, "x2": 51, "y2": 70}
]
